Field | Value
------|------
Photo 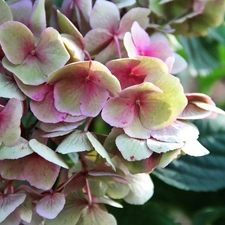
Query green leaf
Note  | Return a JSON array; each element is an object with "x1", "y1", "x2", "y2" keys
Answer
[
  {"x1": 153, "y1": 115, "x2": 225, "y2": 191},
  {"x1": 193, "y1": 207, "x2": 225, "y2": 225},
  {"x1": 108, "y1": 201, "x2": 180, "y2": 225},
  {"x1": 179, "y1": 36, "x2": 221, "y2": 74}
]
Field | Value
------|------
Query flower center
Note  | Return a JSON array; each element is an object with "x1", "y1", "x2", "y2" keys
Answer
[
  {"x1": 31, "y1": 49, "x2": 36, "y2": 55},
  {"x1": 135, "y1": 99, "x2": 141, "y2": 106},
  {"x1": 85, "y1": 76, "x2": 90, "y2": 82},
  {"x1": 129, "y1": 73, "x2": 134, "y2": 77}
]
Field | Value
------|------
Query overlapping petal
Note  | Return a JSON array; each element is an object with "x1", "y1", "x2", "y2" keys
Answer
[
  {"x1": 0, "y1": 98, "x2": 23, "y2": 146},
  {"x1": 0, "y1": 66, "x2": 25, "y2": 100},
  {"x1": 124, "y1": 21, "x2": 187, "y2": 74},
  {"x1": 0, "y1": 21, "x2": 34, "y2": 64},
  {"x1": 90, "y1": 0, "x2": 120, "y2": 33},
  {"x1": 102, "y1": 82, "x2": 162, "y2": 131},
  {"x1": 0, "y1": 0, "x2": 13, "y2": 25},
  {"x1": 49, "y1": 61, "x2": 121, "y2": 117},
  {"x1": 9, "y1": 0, "x2": 46, "y2": 37},
  {"x1": 84, "y1": 1, "x2": 150, "y2": 63},
  {"x1": 103, "y1": 72, "x2": 187, "y2": 139},
  {"x1": 30, "y1": 88, "x2": 67, "y2": 123},
  {"x1": 178, "y1": 93, "x2": 225, "y2": 119},
  {"x1": 144, "y1": 72, "x2": 187, "y2": 129},
  {"x1": 1, "y1": 22, "x2": 70, "y2": 85},
  {"x1": 106, "y1": 56, "x2": 168, "y2": 89}
]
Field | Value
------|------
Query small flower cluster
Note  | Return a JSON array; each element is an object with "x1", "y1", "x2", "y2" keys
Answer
[{"x1": 0, "y1": 0, "x2": 224, "y2": 224}]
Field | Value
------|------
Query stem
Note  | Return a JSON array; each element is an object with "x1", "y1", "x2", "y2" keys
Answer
[
  {"x1": 84, "y1": 50, "x2": 92, "y2": 61},
  {"x1": 85, "y1": 178, "x2": 92, "y2": 206},
  {"x1": 80, "y1": 153, "x2": 92, "y2": 205},
  {"x1": 4, "y1": 180, "x2": 13, "y2": 194},
  {"x1": 114, "y1": 35, "x2": 122, "y2": 58},
  {"x1": 84, "y1": 117, "x2": 93, "y2": 132},
  {"x1": 55, "y1": 172, "x2": 83, "y2": 192}
]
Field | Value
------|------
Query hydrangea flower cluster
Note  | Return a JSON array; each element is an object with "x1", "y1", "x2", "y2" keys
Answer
[{"x1": 0, "y1": 0, "x2": 225, "y2": 224}]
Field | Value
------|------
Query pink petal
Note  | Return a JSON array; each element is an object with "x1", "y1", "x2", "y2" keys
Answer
[
  {"x1": 74, "y1": 0, "x2": 92, "y2": 22},
  {"x1": 131, "y1": 21, "x2": 151, "y2": 52},
  {"x1": 88, "y1": 60, "x2": 121, "y2": 96},
  {"x1": 178, "y1": 93, "x2": 217, "y2": 119},
  {"x1": 178, "y1": 103, "x2": 212, "y2": 119},
  {"x1": 63, "y1": 114, "x2": 86, "y2": 123},
  {"x1": 27, "y1": 0, "x2": 46, "y2": 37},
  {"x1": 170, "y1": 53, "x2": 187, "y2": 74},
  {"x1": 150, "y1": 32, "x2": 170, "y2": 45},
  {"x1": 123, "y1": 110, "x2": 151, "y2": 139},
  {"x1": 0, "y1": 98, "x2": 22, "y2": 146},
  {"x1": 80, "y1": 82, "x2": 109, "y2": 117},
  {"x1": 54, "y1": 78, "x2": 84, "y2": 116},
  {"x1": 149, "y1": 120, "x2": 199, "y2": 143},
  {"x1": 36, "y1": 193, "x2": 65, "y2": 219},
  {"x1": 44, "y1": 193, "x2": 87, "y2": 225},
  {"x1": 15, "y1": 77, "x2": 52, "y2": 101},
  {"x1": 0, "y1": 21, "x2": 34, "y2": 64},
  {"x1": 90, "y1": 0, "x2": 120, "y2": 33},
  {"x1": 144, "y1": 42, "x2": 174, "y2": 61},
  {"x1": 0, "y1": 193, "x2": 26, "y2": 223},
  {"x1": 30, "y1": 89, "x2": 67, "y2": 123},
  {"x1": 106, "y1": 58, "x2": 142, "y2": 89},
  {"x1": 35, "y1": 27, "x2": 70, "y2": 75},
  {"x1": 94, "y1": 39, "x2": 119, "y2": 64},
  {"x1": 39, "y1": 121, "x2": 85, "y2": 133},
  {"x1": 102, "y1": 97, "x2": 135, "y2": 127},
  {"x1": 117, "y1": 7, "x2": 150, "y2": 38},
  {"x1": 119, "y1": 82, "x2": 162, "y2": 99},
  {"x1": 84, "y1": 28, "x2": 113, "y2": 55},
  {"x1": 164, "y1": 56, "x2": 175, "y2": 73},
  {"x1": 124, "y1": 32, "x2": 139, "y2": 58},
  {"x1": 0, "y1": 154, "x2": 60, "y2": 190},
  {"x1": 9, "y1": 0, "x2": 32, "y2": 25}
]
